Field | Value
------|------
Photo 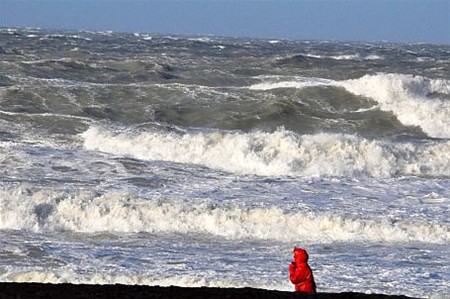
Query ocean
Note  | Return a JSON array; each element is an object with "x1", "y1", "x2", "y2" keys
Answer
[{"x1": 0, "y1": 28, "x2": 449, "y2": 298}]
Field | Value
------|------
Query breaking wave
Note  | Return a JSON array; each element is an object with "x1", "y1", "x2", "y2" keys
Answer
[
  {"x1": 82, "y1": 126, "x2": 450, "y2": 178},
  {"x1": 1, "y1": 187, "x2": 448, "y2": 244},
  {"x1": 341, "y1": 74, "x2": 450, "y2": 139},
  {"x1": 249, "y1": 73, "x2": 450, "y2": 139},
  {"x1": 1, "y1": 273, "x2": 283, "y2": 290}
]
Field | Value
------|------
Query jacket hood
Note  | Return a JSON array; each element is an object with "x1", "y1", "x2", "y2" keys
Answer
[{"x1": 293, "y1": 247, "x2": 309, "y2": 263}]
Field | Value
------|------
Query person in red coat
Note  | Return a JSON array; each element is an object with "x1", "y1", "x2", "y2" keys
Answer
[{"x1": 289, "y1": 247, "x2": 316, "y2": 293}]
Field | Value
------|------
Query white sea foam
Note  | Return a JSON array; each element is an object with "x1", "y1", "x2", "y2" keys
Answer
[
  {"x1": 82, "y1": 126, "x2": 450, "y2": 178},
  {"x1": 341, "y1": 74, "x2": 450, "y2": 139},
  {"x1": 39, "y1": 34, "x2": 92, "y2": 42},
  {"x1": 289, "y1": 53, "x2": 384, "y2": 61},
  {"x1": 329, "y1": 54, "x2": 384, "y2": 60},
  {"x1": 249, "y1": 73, "x2": 450, "y2": 139},
  {"x1": 330, "y1": 54, "x2": 361, "y2": 60},
  {"x1": 363, "y1": 54, "x2": 384, "y2": 60},
  {"x1": 0, "y1": 269, "x2": 290, "y2": 291},
  {"x1": 249, "y1": 77, "x2": 334, "y2": 90},
  {"x1": 1, "y1": 187, "x2": 448, "y2": 244}
]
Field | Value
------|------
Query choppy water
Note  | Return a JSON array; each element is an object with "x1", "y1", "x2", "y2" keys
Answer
[{"x1": 0, "y1": 28, "x2": 449, "y2": 298}]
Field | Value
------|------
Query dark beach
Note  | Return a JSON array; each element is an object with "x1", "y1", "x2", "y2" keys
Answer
[{"x1": 0, "y1": 283, "x2": 422, "y2": 299}]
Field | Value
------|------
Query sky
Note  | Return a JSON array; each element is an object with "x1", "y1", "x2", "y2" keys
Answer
[{"x1": 0, "y1": 0, "x2": 449, "y2": 44}]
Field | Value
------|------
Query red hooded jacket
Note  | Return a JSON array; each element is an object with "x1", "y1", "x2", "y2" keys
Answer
[{"x1": 289, "y1": 248, "x2": 316, "y2": 293}]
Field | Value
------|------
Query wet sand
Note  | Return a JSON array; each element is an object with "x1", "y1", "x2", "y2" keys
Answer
[{"x1": 0, "y1": 282, "x2": 422, "y2": 299}]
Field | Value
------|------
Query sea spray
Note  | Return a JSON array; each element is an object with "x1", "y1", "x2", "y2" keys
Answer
[
  {"x1": 340, "y1": 74, "x2": 450, "y2": 139},
  {"x1": 249, "y1": 73, "x2": 450, "y2": 139},
  {"x1": 1, "y1": 186, "x2": 449, "y2": 244},
  {"x1": 83, "y1": 126, "x2": 450, "y2": 178}
]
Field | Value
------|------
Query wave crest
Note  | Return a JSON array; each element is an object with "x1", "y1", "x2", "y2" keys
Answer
[
  {"x1": 82, "y1": 126, "x2": 450, "y2": 178},
  {"x1": 249, "y1": 73, "x2": 450, "y2": 139},
  {"x1": 1, "y1": 187, "x2": 448, "y2": 244},
  {"x1": 341, "y1": 73, "x2": 450, "y2": 139}
]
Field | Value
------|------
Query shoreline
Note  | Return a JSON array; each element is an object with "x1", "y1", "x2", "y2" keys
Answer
[{"x1": 0, "y1": 282, "x2": 422, "y2": 299}]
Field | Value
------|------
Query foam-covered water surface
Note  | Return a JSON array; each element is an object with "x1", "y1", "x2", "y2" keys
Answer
[{"x1": 1, "y1": 28, "x2": 449, "y2": 298}]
